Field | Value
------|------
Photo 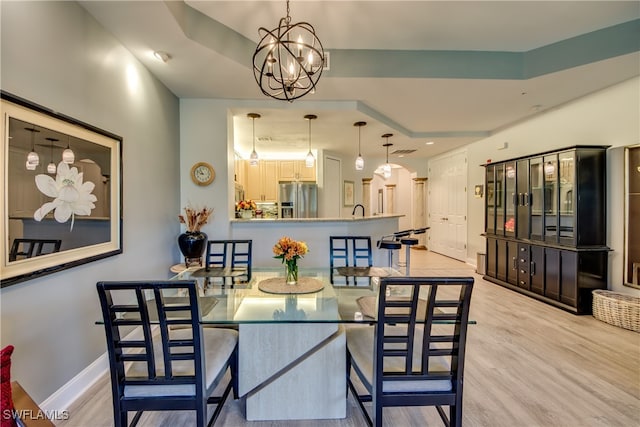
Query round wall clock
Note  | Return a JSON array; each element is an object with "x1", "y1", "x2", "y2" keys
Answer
[{"x1": 190, "y1": 162, "x2": 215, "y2": 186}]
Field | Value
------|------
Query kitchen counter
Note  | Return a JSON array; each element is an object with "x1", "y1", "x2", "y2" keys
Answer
[
  {"x1": 230, "y1": 214, "x2": 403, "y2": 268},
  {"x1": 230, "y1": 214, "x2": 403, "y2": 223}
]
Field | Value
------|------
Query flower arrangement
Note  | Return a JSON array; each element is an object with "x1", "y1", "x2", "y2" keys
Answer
[
  {"x1": 273, "y1": 236, "x2": 309, "y2": 284},
  {"x1": 236, "y1": 199, "x2": 257, "y2": 211},
  {"x1": 179, "y1": 205, "x2": 213, "y2": 232}
]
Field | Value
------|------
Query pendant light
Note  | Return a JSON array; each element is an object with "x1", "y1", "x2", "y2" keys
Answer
[
  {"x1": 46, "y1": 137, "x2": 58, "y2": 174},
  {"x1": 382, "y1": 133, "x2": 393, "y2": 179},
  {"x1": 62, "y1": 135, "x2": 74, "y2": 164},
  {"x1": 248, "y1": 113, "x2": 261, "y2": 166},
  {"x1": 253, "y1": 0, "x2": 325, "y2": 101},
  {"x1": 304, "y1": 114, "x2": 317, "y2": 168},
  {"x1": 25, "y1": 127, "x2": 40, "y2": 169},
  {"x1": 354, "y1": 121, "x2": 366, "y2": 171}
]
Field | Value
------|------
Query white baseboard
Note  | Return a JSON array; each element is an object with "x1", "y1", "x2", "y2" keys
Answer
[
  {"x1": 39, "y1": 352, "x2": 108, "y2": 413},
  {"x1": 40, "y1": 326, "x2": 147, "y2": 412}
]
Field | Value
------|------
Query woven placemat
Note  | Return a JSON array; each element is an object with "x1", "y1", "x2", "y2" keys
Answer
[{"x1": 258, "y1": 277, "x2": 324, "y2": 294}]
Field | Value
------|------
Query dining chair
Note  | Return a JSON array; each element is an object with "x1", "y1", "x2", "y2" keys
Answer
[
  {"x1": 96, "y1": 280, "x2": 238, "y2": 427},
  {"x1": 346, "y1": 276, "x2": 474, "y2": 427},
  {"x1": 8, "y1": 238, "x2": 62, "y2": 261},
  {"x1": 204, "y1": 240, "x2": 252, "y2": 285},
  {"x1": 330, "y1": 236, "x2": 373, "y2": 285}
]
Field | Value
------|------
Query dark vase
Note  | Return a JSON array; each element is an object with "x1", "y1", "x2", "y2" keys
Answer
[{"x1": 178, "y1": 231, "x2": 207, "y2": 266}]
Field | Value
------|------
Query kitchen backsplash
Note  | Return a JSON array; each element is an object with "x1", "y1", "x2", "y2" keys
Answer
[{"x1": 256, "y1": 202, "x2": 278, "y2": 218}]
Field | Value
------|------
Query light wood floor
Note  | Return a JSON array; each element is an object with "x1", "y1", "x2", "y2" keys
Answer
[{"x1": 57, "y1": 251, "x2": 640, "y2": 426}]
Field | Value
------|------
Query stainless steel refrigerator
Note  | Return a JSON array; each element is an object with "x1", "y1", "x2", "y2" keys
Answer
[{"x1": 279, "y1": 182, "x2": 318, "y2": 218}]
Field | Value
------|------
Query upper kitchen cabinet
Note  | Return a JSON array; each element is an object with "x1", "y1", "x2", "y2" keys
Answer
[
  {"x1": 278, "y1": 160, "x2": 316, "y2": 182},
  {"x1": 245, "y1": 160, "x2": 278, "y2": 202}
]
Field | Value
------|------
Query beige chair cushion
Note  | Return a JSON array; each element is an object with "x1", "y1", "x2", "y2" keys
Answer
[
  {"x1": 347, "y1": 325, "x2": 452, "y2": 393},
  {"x1": 124, "y1": 327, "x2": 237, "y2": 397}
]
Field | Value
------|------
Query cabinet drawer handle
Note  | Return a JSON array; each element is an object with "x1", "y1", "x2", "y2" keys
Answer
[
  {"x1": 520, "y1": 281, "x2": 526, "y2": 285},
  {"x1": 530, "y1": 261, "x2": 535, "y2": 275}
]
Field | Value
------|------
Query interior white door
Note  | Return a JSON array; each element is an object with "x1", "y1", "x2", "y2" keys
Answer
[
  {"x1": 429, "y1": 150, "x2": 467, "y2": 261},
  {"x1": 323, "y1": 156, "x2": 341, "y2": 218}
]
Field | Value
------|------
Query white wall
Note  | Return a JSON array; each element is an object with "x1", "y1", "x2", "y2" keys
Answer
[
  {"x1": 0, "y1": 1, "x2": 180, "y2": 401},
  {"x1": 460, "y1": 77, "x2": 640, "y2": 294}
]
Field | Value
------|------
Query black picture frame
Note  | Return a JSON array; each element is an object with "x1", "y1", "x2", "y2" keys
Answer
[{"x1": 1, "y1": 91, "x2": 123, "y2": 287}]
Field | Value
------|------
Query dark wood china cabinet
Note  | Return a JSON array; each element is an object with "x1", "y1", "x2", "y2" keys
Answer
[{"x1": 483, "y1": 146, "x2": 609, "y2": 314}]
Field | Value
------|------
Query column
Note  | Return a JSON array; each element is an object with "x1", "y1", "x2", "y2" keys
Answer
[
  {"x1": 412, "y1": 177, "x2": 428, "y2": 249},
  {"x1": 362, "y1": 178, "x2": 372, "y2": 216},
  {"x1": 385, "y1": 184, "x2": 396, "y2": 214}
]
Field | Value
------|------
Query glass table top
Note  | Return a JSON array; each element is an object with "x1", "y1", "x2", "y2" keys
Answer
[{"x1": 170, "y1": 267, "x2": 392, "y2": 324}]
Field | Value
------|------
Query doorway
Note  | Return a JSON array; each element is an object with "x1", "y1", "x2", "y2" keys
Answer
[
  {"x1": 323, "y1": 156, "x2": 341, "y2": 218},
  {"x1": 428, "y1": 150, "x2": 468, "y2": 262}
]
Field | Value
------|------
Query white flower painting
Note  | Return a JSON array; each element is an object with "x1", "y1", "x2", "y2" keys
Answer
[{"x1": 33, "y1": 162, "x2": 97, "y2": 230}]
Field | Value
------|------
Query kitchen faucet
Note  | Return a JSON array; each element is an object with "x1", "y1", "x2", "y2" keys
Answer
[{"x1": 352, "y1": 204, "x2": 365, "y2": 217}]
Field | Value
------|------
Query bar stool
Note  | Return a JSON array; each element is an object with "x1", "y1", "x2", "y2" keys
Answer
[
  {"x1": 399, "y1": 235, "x2": 419, "y2": 275},
  {"x1": 377, "y1": 235, "x2": 401, "y2": 268},
  {"x1": 393, "y1": 230, "x2": 413, "y2": 270}
]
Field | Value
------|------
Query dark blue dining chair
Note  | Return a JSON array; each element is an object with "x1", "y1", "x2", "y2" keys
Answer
[
  {"x1": 204, "y1": 240, "x2": 252, "y2": 285},
  {"x1": 346, "y1": 276, "x2": 474, "y2": 427},
  {"x1": 96, "y1": 280, "x2": 238, "y2": 427},
  {"x1": 330, "y1": 236, "x2": 373, "y2": 285}
]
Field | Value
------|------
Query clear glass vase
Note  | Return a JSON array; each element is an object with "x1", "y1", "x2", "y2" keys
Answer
[{"x1": 285, "y1": 260, "x2": 298, "y2": 285}]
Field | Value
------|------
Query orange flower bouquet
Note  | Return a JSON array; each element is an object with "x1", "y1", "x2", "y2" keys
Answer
[{"x1": 273, "y1": 236, "x2": 309, "y2": 285}]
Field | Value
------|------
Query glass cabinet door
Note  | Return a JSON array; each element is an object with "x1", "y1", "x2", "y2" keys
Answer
[
  {"x1": 516, "y1": 159, "x2": 530, "y2": 239},
  {"x1": 543, "y1": 154, "x2": 559, "y2": 243},
  {"x1": 486, "y1": 165, "x2": 496, "y2": 234},
  {"x1": 504, "y1": 161, "x2": 516, "y2": 237},
  {"x1": 495, "y1": 164, "x2": 505, "y2": 235},
  {"x1": 530, "y1": 157, "x2": 544, "y2": 240},
  {"x1": 558, "y1": 151, "x2": 576, "y2": 245}
]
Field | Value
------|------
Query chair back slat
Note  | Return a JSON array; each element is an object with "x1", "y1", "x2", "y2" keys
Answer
[{"x1": 375, "y1": 277, "x2": 473, "y2": 387}]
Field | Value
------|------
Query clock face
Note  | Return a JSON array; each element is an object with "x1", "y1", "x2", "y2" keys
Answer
[{"x1": 191, "y1": 162, "x2": 215, "y2": 186}]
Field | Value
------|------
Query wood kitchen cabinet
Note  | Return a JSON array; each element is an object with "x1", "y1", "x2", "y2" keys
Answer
[
  {"x1": 245, "y1": 160, "x2": 278, "y2": 202},
  {"x1": 234, "y1": 155, "x2": 246, "y2": 188},
  {"x1": 483, "y1": 146, "x2": 609, "y2": 314},
  {"x1": 278, "y1": 160, "x2": 316, "y2": 181}
]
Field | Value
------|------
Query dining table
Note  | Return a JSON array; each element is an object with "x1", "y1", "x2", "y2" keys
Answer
[{"x1": 168, "y1": 265, "x2": 398, "y2": 421}]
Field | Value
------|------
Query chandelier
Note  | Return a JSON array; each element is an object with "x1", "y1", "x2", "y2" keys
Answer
[{"x1": 253, "y1": 0, "x2": 325, "y2": 101}]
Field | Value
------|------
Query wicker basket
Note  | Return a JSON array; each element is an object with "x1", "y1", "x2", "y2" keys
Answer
[{"x1": 592, "y1": 290, "x2": 640, "y2": 332}]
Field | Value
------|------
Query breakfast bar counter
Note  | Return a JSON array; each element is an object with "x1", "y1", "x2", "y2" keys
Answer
[{"x1": 230, "y1": 214, "x2": 403, "y2": 268}]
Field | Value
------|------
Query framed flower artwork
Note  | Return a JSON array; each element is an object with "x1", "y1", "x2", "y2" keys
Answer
[{"x1": 1, "y1": 91, "x2": 122, "y2": 287}]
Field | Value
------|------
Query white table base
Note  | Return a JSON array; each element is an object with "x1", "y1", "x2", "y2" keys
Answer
[{"x1": 239, "y1": 323, "x2": 346, "y2": 421}]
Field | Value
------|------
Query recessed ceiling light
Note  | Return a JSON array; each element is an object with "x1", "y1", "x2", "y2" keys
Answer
[
  {"x1": 425, "y1": 141, "x2": 435, "y2": 145},
  {"x1": 153, "y1": 51, "x2": 171, "y2": 63}
]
